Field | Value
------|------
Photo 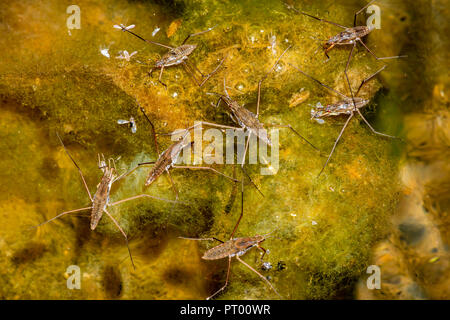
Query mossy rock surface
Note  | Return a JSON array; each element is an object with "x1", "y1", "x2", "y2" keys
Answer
[{"x1": 0, "y1": 0, "x2": 409, "y2": 299}]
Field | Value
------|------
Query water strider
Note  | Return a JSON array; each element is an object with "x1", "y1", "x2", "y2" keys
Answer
[
  {"x1": 118, "y1": 105, "x2": 239, "y2": 200},
  {"x1": 34, "y1": 133, "x2": 179, "y2": 269},
  {"x1": 179, "y1": 180, "x2": 281, "y2": 300},
  {"x1": 206, "y1": 46, "x2": 320, "y2": 192},
  {"x1": 284, "y1": 0, "x2": 406, "y2": 112},
  {"x1": 114, "y1": 23, "x2": 226, "y2": 88}
]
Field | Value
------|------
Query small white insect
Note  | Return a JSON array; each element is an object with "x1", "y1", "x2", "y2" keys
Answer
[
  {"x1": 117, "y1": 117, "x2": 137, "y2": 133},
  {"x1": 116, "y1": 50, "x2": 138, "y2": 61},
  {"x1": 113, "y1": 24, "x2": 135, "y2": 31},
  {"x1": 152, "y1": 26, "x2": 161, "y2": 37},
  {"x1": 312, "y1": 221, "x2": 318, "y2": 226}
]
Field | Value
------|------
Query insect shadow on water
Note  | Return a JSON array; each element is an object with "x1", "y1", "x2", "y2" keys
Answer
[
  {"x1": 118, "y1": 105, "x2": 240, "y2": 201},
  {"x1": 288, "y1": 63, "x2": 400, "y2": 176},
  {"x1": 179, "y1": 180, "x2": 282, "y2": 300},
  {"x1": 114, "y1": 23, "x2": 226, "y2": 88},
  {"x1": 205, "y1": 46, "x2": 320, "y2": 194},
  {"x1": 33, "y1": 133, "x2": 179, "y2": 269}
]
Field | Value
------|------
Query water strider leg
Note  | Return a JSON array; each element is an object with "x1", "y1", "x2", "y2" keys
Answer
[
  {"x1": 178, "y1": 237, "x2": 224, "y2": 243},
  {"x1": 207, "y1": 257, "x2": 232, "y2": 300},
  {"x1": 182, "y1": 61, "x2": 202, "y2": 86},
  {"x1": 230, "y1": 180, "x2": 244, "y2": 239},
  {"x1": 181, "y1": 25, "x2": 217, "y2": 45},
  {"x1": 257, "y1": 245, "x2": 267, "y2": 262},
  {"x1": 343, "y1": 42, "x2": 357, "y2": 110},
  {"x1": 239, "y1": 133, "x2": 264, "y2": 197},
  {"x1": 256, "y1": 45, "x2": 291, "y2": 118},
  {"x1": 236, "y1": 255, "x2": 282, "y2": 299},
  {"x1": 56, "y1": 132, "x2": 93, "y2": 201},
  {"x1": 103, "y1": 208, "x2": 135, "y2": 270},
  {"x1": 358, "y1": 39, "x2": 407, "y2": 60},
  {"x1": 266, "y1": 123, "x2": 320, "y2": 152},
  {"x1": 355, "y1": 65, "x2": 387, "y2": 97},
  {"x1": 165, "y1": 169, "x2": 179, "y2": 201},
  {"x1": 117, "y1": 25, "x2": 174, "y2": 49},
  {"x1": 158, "y1": 66, "x2": 167, "y2": 88},
  {"x1": 283, "y1": 2, "x2": 348, "y2": 29},
  {"x1": 171, "y1": 165, "x2": 239, "y2": 182},
  {"x1": 288, "y1": 63, "x2": 348, "y2": 99},
  {"x1": 33, "y1": 206, "x2": 92, "y2": 228},
  {"x1": 108, "y1": 193, "x2": 179, "y2": 206},
  {"x1": 114, "y1": 161, "x2": 156, "y2": 182}
]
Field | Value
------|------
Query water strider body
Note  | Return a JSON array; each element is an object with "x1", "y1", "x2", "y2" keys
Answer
[
  {"x1": 310, "y1": 96, "x2": 369, "y2": 119},
  {"x1": 115, "y1": 24, "x2": 225, "y2": 87}
]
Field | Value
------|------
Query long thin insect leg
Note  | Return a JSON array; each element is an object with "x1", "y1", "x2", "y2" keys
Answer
[
  {"x1": 256, "y1": 45, "x2": 292, "y2": 118},
  {"x1": 166, "y1": 169, "x2": 179, "y2": 201},
  {"x1": 117, "y1": 25, "x2": 174, "y2": 50},
  {"x1": 178, "y1": 237, "x2": 224, "y2": 243},
  {"x1": 318, "y1": 113, "x2": 354, "y2": 177},
  {"x1": 108, "y1": 194, "x2": 179, "y2": 206},
  {"x1": 207, "y1": 257, "x2": 231, "y2": 300},
  {"x1": 158, "y1": 66, "x2": 167, "y2": 88},
  {"x1": 182, "y1": 61, "x2": 202, "y2": 86},
  {"x1": 197, "y1": 55, "x2": 227, "y2": 87},
  {"x1": 354, "y1": 0, "x2": 377, "y2": 27},
  {"x1": 240, "y1": 132, "x2": 250, "y2": 168},
  {"x1": 139, "y1": 105, "x2": 160, "y2": 155},
  {"x1": 181, "y1": 25, "x2": 217, "y2": 45},
  {"x1": 56, "y1": 133, "x2": 93, "y2": 201},
  {"x1": 240, "y1": 166, "x2": 264, "y2": 198},
  {"x1": 238, "y1": 133, "x2": 264, "y2": 197},
  {"x1": 229, "y1": 180, "x2": 244, "y2": 239},
  {"x1": 171, "y1": 165, "x2": 239, "y2": 182},
  {"x1": 33, "y1": 206, "x2": 92, "y2": 228},
  {"x1": 358, "y1": 39, "x2": 407, "y2": 60},
  {"x1": 257, "y1": 245, "x2": 267, "y2": 262},
  {"x1": 267, "y1": 123, "x2": 320, "y2": 152},
  {"x1": 355, "y1": 65, "x2": 387, "y2": 97},
  {"x1": 283, "y1": 2, "x2": 348, "y2": 29},
  {"x1": 343, "y1": 42, "x2": 357, "y2": 110},
  {"x1": 103, "y1": 208, "x2": 135, "y2": 270},
  {"x1": 236, "y1": 255, "x2": 282, "y2": 299},
  {"x1": 355, "y1": 109, "x2": 398, "y2": 138},
  {"x1": 288, "y1": 63, "x2": 348, "y2": 99},
  {"x1": 114, "y1": 161, "x2": 156, "y2": 182}
]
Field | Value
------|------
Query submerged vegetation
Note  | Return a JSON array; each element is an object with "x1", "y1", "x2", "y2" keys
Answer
[{"x1": 1, "y1": 0, "x2": 446, "y2": 300}]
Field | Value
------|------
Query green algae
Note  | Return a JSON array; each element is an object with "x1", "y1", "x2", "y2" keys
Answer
[{"x1": 0, "y1": 0, "x2": 415, "y2": 299}]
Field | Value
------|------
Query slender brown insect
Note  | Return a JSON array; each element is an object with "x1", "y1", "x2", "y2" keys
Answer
[
  {"x1": 284, "y1": 0, "x2": 406, "y2": 112},
  {"x1": 119, "y1": 106, "x2": 239, "y2": 200},
  {"x1": 206, "y1": 46, "x2": 319, "y2": 192},
  {"x1": 115, "y1": 24, "x2": 225, "y2": 88},
  {"x1": 34, "y1": 133, "x2": 178, "y2": 269},
  {"x1": 284, "y1": 0, "x2": 406, "y2": 61},
  {"x1": 179, "y1": 181, "x2": 281, "y2": 300},
  {"x1": 289, "y1": 63, "x2": 399, "y2": 176}
]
